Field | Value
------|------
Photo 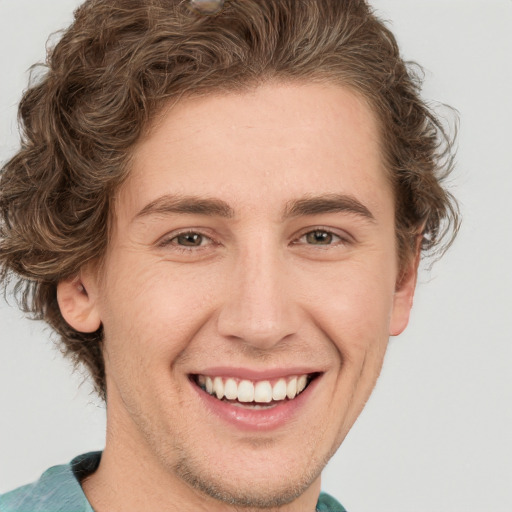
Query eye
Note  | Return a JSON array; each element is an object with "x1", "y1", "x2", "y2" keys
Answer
[
  {"x1": 295, "y1": 229, "x2": 345, "y2": 246},
  {"x1": 304, "y1": 230, "x2": 338, "y2": 245},
  {"x1": 158, "y1": 230, "x2": 214, "y2": 250},
  {"x1": 174, "y1": 232, "x2": 207, "y2": 247}
]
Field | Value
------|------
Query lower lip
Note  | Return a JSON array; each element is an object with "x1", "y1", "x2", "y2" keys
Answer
[{"x1": 191, "y1": 377, "x2": 320, "y2": 431}]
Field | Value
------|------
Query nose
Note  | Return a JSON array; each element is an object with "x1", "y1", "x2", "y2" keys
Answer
[{"x1": 216, "y1": 239, "x2": 301, "y2": 350}]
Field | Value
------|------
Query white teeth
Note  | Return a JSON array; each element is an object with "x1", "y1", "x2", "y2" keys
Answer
[
  {"x1": 297, "y1": 375, "x2": 308, "y2": 393},
  {"x1": 224, "y1": 378, "x2": 238, "y2": 400},
  {"x1": 237, "y1": 380, "x2": 255, "y2": 402},
  {"x1": 254, "y1": 381, "x2": 273, "y2": 403},
  {"x1": 198, "y1": 374, "x2": 312, "y2": 403},
  {"x1": 272, "y1": 378, "x2": 287, "y2": 401},
  {"x1": 286, "y1": 377, "x2": 298, "y2": 399},
  {"x1": 205, "y1": 376, "x2": 213, "y2": 394},
  {"x1": 213, "y1": 377, "x2": 224, "y2": 399}
]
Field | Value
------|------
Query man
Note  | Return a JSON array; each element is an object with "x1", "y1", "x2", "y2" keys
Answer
[{"x1": 0, "y1": 0, "x2": 459, "y2": 511}]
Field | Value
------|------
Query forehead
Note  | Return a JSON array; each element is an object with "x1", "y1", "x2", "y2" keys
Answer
[{"x1": 119, "y1": 81, "x2": 390, "y2": 220}]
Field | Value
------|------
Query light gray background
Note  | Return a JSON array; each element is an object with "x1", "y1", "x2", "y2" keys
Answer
[{"x1": 1, "y1": 1, "x2": 511, "y2": 511}]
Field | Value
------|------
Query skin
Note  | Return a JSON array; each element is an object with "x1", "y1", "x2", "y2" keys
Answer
[{"x1": 58, "y1": 82, "x2": 418, "y2": 512}]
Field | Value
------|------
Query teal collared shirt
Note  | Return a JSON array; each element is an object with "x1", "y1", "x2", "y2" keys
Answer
[{"x1": 0, "y1": 452, "x2": 346, "y2": 511}]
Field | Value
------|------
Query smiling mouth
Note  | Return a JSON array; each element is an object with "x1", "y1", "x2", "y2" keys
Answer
[{"x1": 191, "y1": 373, "x2": 319, "y2": 409}]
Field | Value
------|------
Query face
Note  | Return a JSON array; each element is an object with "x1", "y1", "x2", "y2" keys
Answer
[{"x1": 67, "y1": 82, "x2": 417, "y2": 509}]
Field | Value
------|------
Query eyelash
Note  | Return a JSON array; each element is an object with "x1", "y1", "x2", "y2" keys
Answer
[
  {"x1": 158, "y1": 227, "x2": 351, "y2": 253},
  {"x1": 157, "y1": 230, "x2": 218, "y2": 252},
  {"x1": 293, "y1": 228, "x2": 348, "y2": 248}
]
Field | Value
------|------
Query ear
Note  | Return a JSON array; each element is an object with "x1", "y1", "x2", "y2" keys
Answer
[
  {"x1": 389, "y1": 240, "x2": 421, "y2": 337},
  {"x1": 57, "y1": 271, "x2": 101, "y2": 333}
]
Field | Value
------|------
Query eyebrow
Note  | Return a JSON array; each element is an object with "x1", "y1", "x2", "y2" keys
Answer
[
  {"x1": 134, "y1": 193, "x2": 375, "y2": 222},
  {"x1": 134, "y1": 194, "x2": 235, "y2": 220},
  {"x1": 282, "y1": 194, "x2": 375, "y2": 222}
]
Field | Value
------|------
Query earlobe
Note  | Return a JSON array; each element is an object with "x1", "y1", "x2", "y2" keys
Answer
[
  {"x1": 389, "y1": 243, "x2": 421, "y2": 337},
  {"x1": 57, "y1": 274, "x2": 101, "y2": 333}
]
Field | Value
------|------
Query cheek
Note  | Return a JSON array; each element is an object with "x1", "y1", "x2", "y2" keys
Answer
[
  {"x1": 299, "y1": 257, "x2": 396, "y2": 357},
  {"x1": 99, "y1": 255, "x2": 220, "y2": 367}
]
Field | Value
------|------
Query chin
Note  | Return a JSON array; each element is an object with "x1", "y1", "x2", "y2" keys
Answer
[{"x1": 172, "y1": 448, "x2": 326, "y2": 509}]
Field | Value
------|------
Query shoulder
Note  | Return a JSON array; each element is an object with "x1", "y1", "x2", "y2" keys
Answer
[
  {"x1": 317, "y1": 491, "x2": 348, "y2": 512},
  {"x1": 0, "y1": 453, "x2": 100, "y2": 512}
]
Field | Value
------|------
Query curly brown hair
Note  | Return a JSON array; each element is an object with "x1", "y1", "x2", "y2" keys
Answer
[{"x1": 0, "y1": 0, "x2": 459, "y2": 398}]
